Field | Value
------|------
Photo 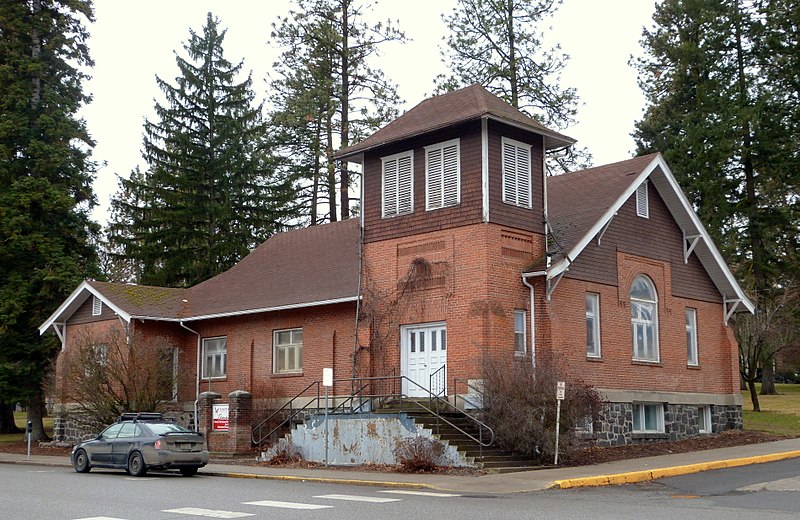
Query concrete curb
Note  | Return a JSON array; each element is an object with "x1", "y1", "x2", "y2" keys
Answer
[
  {"x1": 205, "y1": 470, "x2": 431, "y2": 490},
  {"x1": 550, "y1": 450, "x2": 800, "y2": 489}
]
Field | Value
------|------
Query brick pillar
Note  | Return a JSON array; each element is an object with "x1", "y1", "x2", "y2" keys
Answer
[
  {"x1": 198, "y1": 391, "x2": 221, "y2": 451},
  {"x1": 228, "y1": 390, "x2": 253, "y2": 454}
]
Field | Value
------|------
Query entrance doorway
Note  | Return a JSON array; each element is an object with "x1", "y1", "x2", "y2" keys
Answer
[{"x1": 401, "y1": 323, "x2": 447, "y2": 398}]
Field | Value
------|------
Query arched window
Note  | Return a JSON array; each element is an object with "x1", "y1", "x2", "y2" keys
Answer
[{"x1": 631, "y1": 275, "x2": 659, "y2": 361}]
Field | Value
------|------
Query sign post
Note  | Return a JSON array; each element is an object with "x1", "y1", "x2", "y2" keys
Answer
[
  {"x1": 26, "y1": 420, "x2": 32, "y2": 460},
  {"x1": 554, "y1": 381, "x2": 565, "y2": 465},
  {"x1": 322, "y1": 368, "x2": 333, "y2": 467}
]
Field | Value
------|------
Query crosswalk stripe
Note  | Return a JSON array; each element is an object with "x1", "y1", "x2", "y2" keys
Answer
[
  {"x1": 163, "y1": 507, "x2": 255, "y2": 518},
  {"x1": 75, "y1": 517, "x2": 128, "y2": 520},
  {"x1": 314, "y1": 494, "x2": 402, "y2": 503},
  {"x1": 243, "y1": 500, "x2": 332, "y2": 510},
  {"x1": 380, "y1": 489, "x2": 462, "y2": 497}
]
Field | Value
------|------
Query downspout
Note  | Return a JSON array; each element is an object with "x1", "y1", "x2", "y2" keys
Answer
[
  {"x1": 352, "y1": 167, "x2": 365, "y2": 380},
  {"x1": 180, "y1": 320, "x2": 201, "y2": 432},
  {"x1": 521, "y1": 276, "x2": 536, "y2": 371}
]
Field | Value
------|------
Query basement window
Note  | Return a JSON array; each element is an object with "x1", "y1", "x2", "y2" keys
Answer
[{"x1": 632, "y1": 403, "x2": 664, "y2": 433}]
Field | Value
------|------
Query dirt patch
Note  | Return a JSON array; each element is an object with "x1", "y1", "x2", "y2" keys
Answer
[{"x1": 562, "y1": 430, "x2": 789, "y2": 466}]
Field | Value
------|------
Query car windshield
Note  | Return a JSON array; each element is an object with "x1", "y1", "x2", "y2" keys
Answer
[{"x1": 145, "y1": 423, "x2": 192, "y2": 435}]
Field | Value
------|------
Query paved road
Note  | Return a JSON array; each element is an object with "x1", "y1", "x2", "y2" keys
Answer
[{"x1": 2, "y1": 458, "x2": 799, "y2": 519}]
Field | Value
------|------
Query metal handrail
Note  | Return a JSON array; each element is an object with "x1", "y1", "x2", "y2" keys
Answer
[
  {"x1": 251, "y1": 381, "x2": 320, "y2": 446},
  {"x1": 251, "y1": 374, "x2": 495, "y2": 450}
]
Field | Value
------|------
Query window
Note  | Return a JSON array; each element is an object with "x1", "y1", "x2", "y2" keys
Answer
[
  {"x1": 632, "y1": 403, "x2": 664, "y2": 432},
  {"x1": 686, "y1": 308, "x2": 698, "y2": 366},
  {"x1": 85, "y1": 343, "x2": 108, "y2": 377},
  {"x1": 382, "y1": 151, "x2": 413, "y2": 217},
  {"x1": 202, "y1": 337, "x2": 227, "y2": 379},
  {"x1": 502, "y1": 137, "x2": 532, "y2": 208},
  {"x1": 514, "y1": 310, "x2": 526, "y2": 356},
  {"x1": 631, "y1": 275, "x2": 659, "y2": 361},
  {"x1": 636, "y1": 181, "x2": 649, "y2": 218},
  {"x1": 698, "y1": 405, "x2": 712, "y2": 433},
  {"x1": 92, "y1": 295, "x2": 102, "y2": 316},
  {"x1": 274, "y1": 328, "x2": 303, "y2": 374},
  {"x1": 425, "y1": 139, "x2": 460, "y2": 210},
  {"x1": 586, "y1": 293, "x2": 601, "y2": 358}
]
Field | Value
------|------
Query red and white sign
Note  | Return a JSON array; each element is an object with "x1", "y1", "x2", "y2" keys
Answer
[{"x1": 212, "y1": 404, "x2": 229, "y2": 431}]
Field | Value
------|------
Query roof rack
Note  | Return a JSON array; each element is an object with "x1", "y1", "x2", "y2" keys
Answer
[{"x1": 118, "y1": 412, "x2": 164, "y2": 423}]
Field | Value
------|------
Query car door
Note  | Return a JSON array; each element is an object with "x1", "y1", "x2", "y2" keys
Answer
[
  {"x1": 90, "y1": 423, "x2": 123, "y2": 464},
  {"x1": 111, "y1": 422, "x2": 138, "y2": 466}
]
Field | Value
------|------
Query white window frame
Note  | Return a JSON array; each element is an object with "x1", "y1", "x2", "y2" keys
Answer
[
  {"x1": 501, "y1": 137, "x2": 532, "y2": 208},
  {"x1": 202, "y1": 336, "x2": 227, "y2": 379},
  {"x1": 425, "y1": 139, "x2": 460, "y2": 210},
  {"x1": 381, "y1": 150, "x2": 414, "y2": 218},
  {"x1": 698, "y1": 405, "x2": 712, "y2": 433},
  {"x1": 586, "y1": 293, "x2": 601, "y2": 358},
  {"x1": 632, "y1": 403, "x2": 664, "y2": 433},
  {"x1": 92, "y1": 295, "x2": 102, "y2": 316},
  {"x1": 274, "y1": 328, "x2": 303, "y2": 374},
  {"x1": 636, "y1": 181, "x2": 649, "y2": 218},
  {"x1": 631, "y1": 275, "x2": 659, "y2": 362},
  {"x1": 514, "y1": 309, "x2": 526, "y2": 356},
  {"x1": 85, "y1": 343, "x2": 108, "y2": 377},
  {"x1": 686, "y1": 308, "x2": 699, "y2": 366}
]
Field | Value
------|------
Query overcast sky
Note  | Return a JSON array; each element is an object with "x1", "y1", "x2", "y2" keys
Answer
[{"x1": 80, "y1": 0, "x2": 657, "y2": 224}]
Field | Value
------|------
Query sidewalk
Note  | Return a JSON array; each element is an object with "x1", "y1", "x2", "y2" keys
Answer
[{"x1": 3, "y1": 437, "x2": 800, "y2": 494}]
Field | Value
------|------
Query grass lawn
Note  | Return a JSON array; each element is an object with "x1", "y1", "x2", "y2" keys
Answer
[
  {"x1": 0, "y1": 412, "x2": 55, "y2": 446},
  {"x1": 742, "y1": 383, "x2": 800, "y2": 437}
]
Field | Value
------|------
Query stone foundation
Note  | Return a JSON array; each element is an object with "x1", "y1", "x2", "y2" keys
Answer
[{"x1": 592, "y1": 402, "x2": 743, "y2": 446}]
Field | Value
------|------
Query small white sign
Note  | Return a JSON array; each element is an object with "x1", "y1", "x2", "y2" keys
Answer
[
  {"x1": 212, "y1": 403, "x2": 229, "y2": 431},
  {"x1": 556, "y1": 381, "x2": 566, "y2": 401},
  {"x1": 322, "y1": 367, "x2": 333, "y2": 387}
]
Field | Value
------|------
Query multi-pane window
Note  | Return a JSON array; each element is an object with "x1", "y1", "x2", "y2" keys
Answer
[
  {"x1": 699, "y1": 405, "x2": 712, "y2": 433},
  {"x1": 631, "y1": 275, "x2": 659, "y2": 361},
  {"x1": 274, "y1": 328, "x2": 303, "y2": 374},
  {"x1": 586, "y1": 293, "x2": 601, "y2": 358},
  {"x1": 425, "y1": 139, "x2": 460, "y2": 210},
  {"x1": 686, "y1": 308, "x2": 699, "y2": 366},
  {"x1": 514, "y1": 310, "x2": 526, "y2": 356},
  {"x1": 85, "y1": 343, "x2": 108, "y2": 377},
  {"x1": 92, "y1": 295, "x2": 102, "y2": 316},
  {"x1": 632, "y1": 403, "x2": 664, "y2": 432},
  {"x1": 382, "y1": 151, "x2": 413, "y2": 217},
  {"x1": 202, "y1": 337, "x2": 227, "y2": 379},
  {"x1": 501, "y1": 137, "x2": 532, "y2": 208},
  {"x1": 636, "y1": 181, "x2": 649, "y2": 218}
]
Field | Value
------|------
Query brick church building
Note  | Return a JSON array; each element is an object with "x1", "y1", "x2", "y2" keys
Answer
[{"x1": 41, "y1": 84, "x2": 753, "y2": 448}]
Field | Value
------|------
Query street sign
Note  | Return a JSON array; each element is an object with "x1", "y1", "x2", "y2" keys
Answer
[
  {"x1": 556, "y1": 381, "x2": 565, "y2": 400},
  {"x1": 323, "y1": 367, "x2": 333, "y2": 387}
]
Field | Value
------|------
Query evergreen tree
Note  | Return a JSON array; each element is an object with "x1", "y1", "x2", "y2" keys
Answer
[
  {"x1": 108, "y1": 13, "x2": 296, "y2": 287},
  {"x1": 633, "y1": 0, "x2": 800, "y2": 408},
  {"x1": 269, "y1": 0, "x2": 404, "y2": 223},
  {"x1": 436, "y1": 0, "x2": 588, "y2": 171},
  {"x1": 0, "y1": 0, "x2": 99, "y2": 438}
]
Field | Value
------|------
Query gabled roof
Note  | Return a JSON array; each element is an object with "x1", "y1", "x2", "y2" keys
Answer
[
  {"x1": 533, "y1": 153, "x2": 754, "y2": 313},
  {"x1": 335, "y1": 84, "x2": 575, "y2": 162},
  {"x1": 40, "y1": 219, "x2": 361, "y2": 334}
]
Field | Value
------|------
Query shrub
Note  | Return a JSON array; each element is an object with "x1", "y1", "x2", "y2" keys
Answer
[
  {"x1": 394, "y1": 436, "x2": 446, "y2": 472},
  {"x1": 480, "y1": 354, "x2": 602, "y2": 463},
  {"x1": 264, "y1": 440, "x2": 303, "y2": 465}
]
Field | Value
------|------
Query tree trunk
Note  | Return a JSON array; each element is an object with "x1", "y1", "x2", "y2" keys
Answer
[
  {"x1": 27, "y1": 388, "x2": 50, "y2": 442},
  {"x1": 338, "y1": 0, "x2": 351, "y2": 219},
  {"x1": 760, "y1": 363, "x2": 777, "y2": 395},
  {"x1": 0, "y1": 401, "x2": 23, "y2": 434},
  {"x1": 747, "y1": 379, "x2": 761, "y2": 412}
]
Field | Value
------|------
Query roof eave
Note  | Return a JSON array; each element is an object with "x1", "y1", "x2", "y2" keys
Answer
[
  {"x1": 38, "y1": 281, "x2": 132, "y2": 335},
  {"x1": 545, "y1": 154, "x2": 754, "y2": 313}
]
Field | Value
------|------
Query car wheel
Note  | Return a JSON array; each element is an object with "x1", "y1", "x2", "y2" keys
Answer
[
  {"x1": 73, "y1": 449, "x2": 90, "y2": 473},
  {"x1": 127, "y1": 451, "x2": 147, "y2": 477},
  {"x1": 179, "y1": 466, "x2": 198, "y2": 477}
]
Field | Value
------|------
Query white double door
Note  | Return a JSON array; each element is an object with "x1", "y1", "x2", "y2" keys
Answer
[{"x1": 401, "y1": 323, "x2": 447, "y2": 398}]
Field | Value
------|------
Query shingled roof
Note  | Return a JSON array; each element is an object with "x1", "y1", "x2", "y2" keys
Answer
[
  {"x1": 531, "y1": 153, "x2": 753, "y2": 313},
  {"x1": 335, "y1": 84, "x2": 575, "y2": 161},
  {"x1": 40, "y1": 219, "x2": 361, "y2": 332}
]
